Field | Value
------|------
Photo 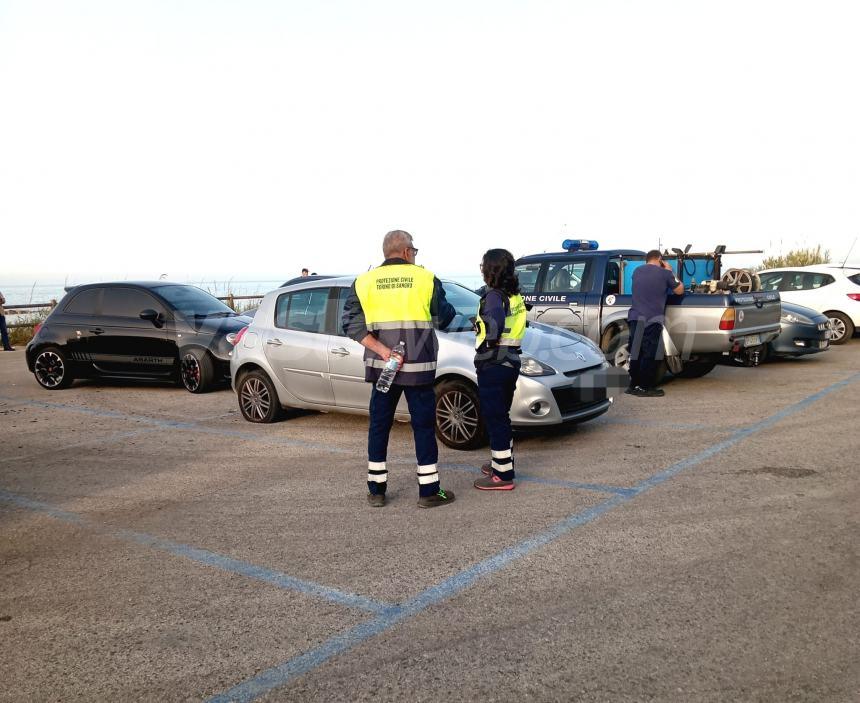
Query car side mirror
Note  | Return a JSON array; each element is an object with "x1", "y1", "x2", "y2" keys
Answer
[{"x1": 140, "y1": 309, "x2": 164, "y2": 328}]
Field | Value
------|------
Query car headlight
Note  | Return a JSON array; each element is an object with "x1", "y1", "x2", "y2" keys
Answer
[
  {"x1": 781, "y1": 312, "x2": 812, "y2": 325},
  {"x1": 520, "y1": 356, "x2": 557, "y2": 377}
]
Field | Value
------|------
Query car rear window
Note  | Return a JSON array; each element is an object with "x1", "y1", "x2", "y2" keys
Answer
[
  {"x1": 276, "y1": 288, "x2": 330, "y2": 333},
  {"x1": 783, "y1": 272, "x2": 834, "y2": 291},
  {"x1": 63, "y1": 288, "x2": 102, "y2": 314},
  {"x1": 806, "y1": 273, "x2": 834, "y2": 289}
]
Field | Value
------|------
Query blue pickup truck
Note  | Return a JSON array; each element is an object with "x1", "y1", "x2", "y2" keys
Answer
[{"x1": 513, "y1": 242, "x2": 782, "y2": 380}]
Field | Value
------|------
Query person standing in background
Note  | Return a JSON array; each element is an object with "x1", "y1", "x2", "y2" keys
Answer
[
  {"x1": 0, "y1": 291, "x2": 15, "y2": 351},
  {"x1": 626, "y1": 250, "x2": 684, "y2": 397}
]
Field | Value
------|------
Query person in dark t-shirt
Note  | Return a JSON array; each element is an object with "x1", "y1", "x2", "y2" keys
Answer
[{"x1": 625, "y1": 250, "x2": 684, "y2": 397}]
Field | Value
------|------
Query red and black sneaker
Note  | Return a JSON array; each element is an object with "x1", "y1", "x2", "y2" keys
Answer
[{"x1": 473, "y1": 474, "x2": 515, "y2": 491}]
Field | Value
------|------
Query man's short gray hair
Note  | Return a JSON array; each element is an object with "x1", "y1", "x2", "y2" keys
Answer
[{"x1": 383, "y1": 230, "x2": 413, "y2": 258}]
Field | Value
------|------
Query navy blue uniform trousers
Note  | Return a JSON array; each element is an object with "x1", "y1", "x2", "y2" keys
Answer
[
  {"x1": 477, "y1": 364, "x2": 518, "y2": 480},
  {"x1": 628, "y1": 319, "x2": 664, "y2": 389},
  {"x1": 0, "y1": 315, "x2": 11, "y2": 350},
  {"x1": 367, "y1": 384, "x2": 439, "y2": 497}
]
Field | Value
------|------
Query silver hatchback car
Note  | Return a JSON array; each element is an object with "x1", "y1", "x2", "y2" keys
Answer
[{"x1": 230, "y1": 277, "x2": 616, "y2": 450}]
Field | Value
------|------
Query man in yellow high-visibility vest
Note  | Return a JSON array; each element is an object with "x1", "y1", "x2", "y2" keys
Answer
[{"x1": 342, "y1": 230, "x2": 457, "y2": 509}]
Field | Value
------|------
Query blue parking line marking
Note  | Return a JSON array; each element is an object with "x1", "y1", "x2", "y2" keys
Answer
[
  {"x1": 0, "y1": 396, "x2": 629, "y2": 490},
  {"x1": 438, "y1": 462, "x2": 635, "y2": 496},
  {"x1": 112, "y1": 529, "x2": 391, "y2": 614},
  {"x1": 0, "y1": 490, "x2": 391, "y2": 615},
  {"x1": 207, "y1": 371, "x2": 860, "y2": 702},
  {"x1": 0, "y1": 396, "x2": 355, "y2": 455},
  {"x1": 631, "y1": 371, "x2": 860, "y2": 495},
  {"x1": 1, "y1": 427, "x2": 161, "y2": 464},
  {"x1": 0, "y1": 490, "x2": 87, "y2": 525}
]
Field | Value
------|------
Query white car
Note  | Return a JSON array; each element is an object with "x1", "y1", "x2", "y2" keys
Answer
[
  {"x1": 229, "y1": 276, "x2": 619, "y2": 450},
  {"x1": 758, "y1": 265, "x2": 860, "y2": 344}
]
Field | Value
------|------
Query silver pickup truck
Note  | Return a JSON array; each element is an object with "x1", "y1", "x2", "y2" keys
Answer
[{"x1": 513, "y1": 245, "x2": 781, "y2": 380}]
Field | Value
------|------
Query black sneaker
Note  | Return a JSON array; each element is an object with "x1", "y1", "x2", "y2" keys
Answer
[
  {"x1": 367, "y1": 493, "x2": 386, "y2": 507},
  {"x1": 624, "y1": 385, "x2": 638, "y2": 395},
  {"x1": 626, "y1": 385, "x2": 665, "y2": 397},
  {"x1": 417, "y1": 488, "x2": 456, "y2": 508}
]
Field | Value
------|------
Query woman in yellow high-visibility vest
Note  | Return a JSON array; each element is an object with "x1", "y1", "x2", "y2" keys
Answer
[{"x1": 473, "y1": 249, "x2": 527, "y2": 490}]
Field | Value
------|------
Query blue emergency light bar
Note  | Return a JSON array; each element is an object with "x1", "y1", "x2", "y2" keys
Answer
[{"x1": 562, "y1": 239, "x2": 599, "y2": 252}]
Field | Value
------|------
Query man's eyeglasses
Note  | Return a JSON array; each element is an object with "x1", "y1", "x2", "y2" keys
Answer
[{"x1": 407, "y1": 247, "x2": 419, "y2": 256}]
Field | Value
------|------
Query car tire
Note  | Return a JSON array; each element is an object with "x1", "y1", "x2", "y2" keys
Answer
[
  {"x1": 179, "y1": 347, "x2": 215, "y2": 393},
  {"x1": 604, "y1": 330, "x2": 667, "y2": 386},
  {"x1": 237, "y1": 370, "x2": 282, "y2": 423},
  {"x1": 435, "y1": 378, "x2": 487, "y2": 450},
  {"x1": 675, "y1": 359, "x2": 718, "y2": 378},
  {"x1": 33, "y1": 346, "x2": 74, "y2": 390},
  {"x1": 824, "y1": 311, "x2": 854, "y2": 345}
]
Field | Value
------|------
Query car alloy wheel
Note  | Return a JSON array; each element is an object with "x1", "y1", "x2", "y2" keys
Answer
[
  {"x1": 180, "y1": 353, "x2": 201, "y2": 392},
  {"x1": 436, "y1": 389, "x2": 479, "y2": 446},
  {"x1": 34, "y1": 350, "x2": 65, "y2": 388},
  {"x1": 241, "y1": 376, "x2": 271, "y2": 421},
  {"x1": 612, "y1": 342, "x2": 630, "y2": 370},
  {"x1": 828, "y1": 315, "x2": 847, "y2": 343}
]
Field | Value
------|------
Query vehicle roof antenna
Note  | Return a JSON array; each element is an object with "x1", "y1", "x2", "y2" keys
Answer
[{"x1": 840, "y1": 237, "x2": 857, "y2": 268}]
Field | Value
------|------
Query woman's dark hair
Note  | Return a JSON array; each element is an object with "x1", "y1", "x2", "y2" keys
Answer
[{"x1": 481, "y1": 249, "x2": 520, "y2": 295}]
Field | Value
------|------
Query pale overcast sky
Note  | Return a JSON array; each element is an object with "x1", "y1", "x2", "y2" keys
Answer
[{"x1": 1, "y1": 0, "x2": 859, "y2": 284}]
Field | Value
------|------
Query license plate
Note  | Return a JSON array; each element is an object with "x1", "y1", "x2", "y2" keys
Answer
[
  {"x1": 744, "y1": 334, "x2": 761, "y2": 347},
  {"x1": 818, "y1": 340, "x2": 829, "y2": 349}
]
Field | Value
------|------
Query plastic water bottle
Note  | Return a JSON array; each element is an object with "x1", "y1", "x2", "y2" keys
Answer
[{"x1": 375, "y1": 340, "x2": 406, "y2": 393}]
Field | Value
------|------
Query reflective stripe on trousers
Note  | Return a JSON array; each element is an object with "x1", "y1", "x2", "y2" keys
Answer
[{"x1": 367, "y1": 384, "x2": 440, "y2": 497}]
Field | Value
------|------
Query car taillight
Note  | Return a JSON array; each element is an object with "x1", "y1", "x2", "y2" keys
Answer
[
  {"x1": 229, "y1": 326, "x2": 249, "y2": 346},
  {"x1": 847, "y1": 293, "x2": 860, "y2": 302},
  {"x1": 719, "y1": 309, "x2": 736, "y2": 331},
  {"x1": 33, "y1": 322, "x2": 43, "y2": 336}
]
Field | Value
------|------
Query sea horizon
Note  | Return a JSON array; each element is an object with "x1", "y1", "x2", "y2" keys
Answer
[{"x1": 1, "y1": 273, "x2": 486, "y2": 306}]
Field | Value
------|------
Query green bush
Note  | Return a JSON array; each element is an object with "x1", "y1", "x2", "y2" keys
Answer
[
  {"x1": 758, "y1": 246, "x2": 830, "y2": 271},
  {"x1": 6, "y1": 310, "x2": 50, "y2": 346}
]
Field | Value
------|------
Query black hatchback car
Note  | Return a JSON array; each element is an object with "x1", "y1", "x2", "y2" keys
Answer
[{"x1": 25, "y1": 282, "x2": 252, "y2": 393}]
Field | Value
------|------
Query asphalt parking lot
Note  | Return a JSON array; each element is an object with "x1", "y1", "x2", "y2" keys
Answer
[{"x1": 1, "y1": 346, "x2": 858, "y2": 702}]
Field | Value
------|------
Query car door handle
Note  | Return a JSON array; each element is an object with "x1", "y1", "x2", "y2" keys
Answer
[
  {"x1": 330, "y1": 347, "x2": 350, "y2": 356},
  {"x1": 266, "y1": 338, "x2": 283, "y2": 346},
  {"x1": 89, "y1": 328, "x2": 104, "y2": 335}
]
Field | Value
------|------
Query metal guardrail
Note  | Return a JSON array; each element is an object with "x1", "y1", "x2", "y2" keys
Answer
[{"x1": 4, "y1": 301, "x2": 57, "y2": 328}]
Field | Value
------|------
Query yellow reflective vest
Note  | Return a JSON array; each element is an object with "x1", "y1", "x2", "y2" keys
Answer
[
  {"x1": 476, "y1": 292, "x2": 527, "y2": 349},
  {"x1": 354, "y1": 264, "x2": 439, "y2": 386}
]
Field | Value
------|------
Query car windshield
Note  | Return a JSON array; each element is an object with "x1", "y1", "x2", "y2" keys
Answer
[
  {"x1": 442, "y1": 281, "x2": 480, "y2": 332},
  {"x1": 151, "y1": 285, "x2": 236, "y2": 319}
]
